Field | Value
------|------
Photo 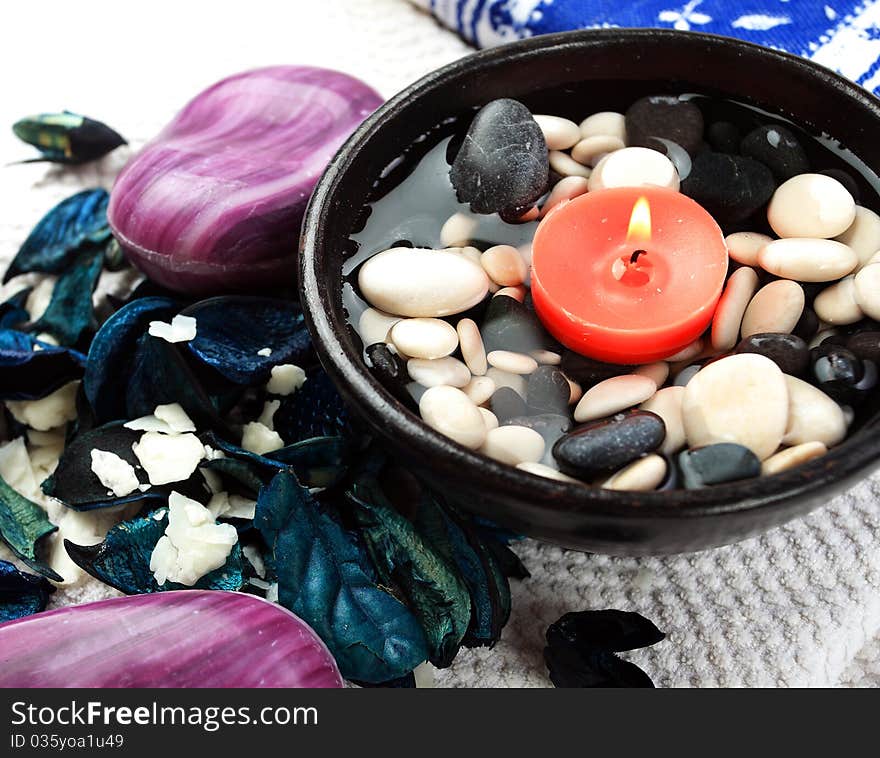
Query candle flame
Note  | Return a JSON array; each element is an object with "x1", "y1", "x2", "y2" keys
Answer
[{"x1": 626, "y1": 196, "x2": 652, "y2": 244}]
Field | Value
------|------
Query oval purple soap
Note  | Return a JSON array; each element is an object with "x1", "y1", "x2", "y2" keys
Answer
[
  {"x1": 108, "y1": 66, "x2": 382, "y2": 294},
  {"x1": 0, "y1": 591, "x2": 343, "y2": 688}
]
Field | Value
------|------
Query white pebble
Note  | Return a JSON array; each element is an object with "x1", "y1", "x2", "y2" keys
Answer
[
  {"x1": 602, "y1": 454, "x2": 667, "y2": 491},
  {"x1": 571, "y1": 135, "x2": 625, "y2": 167},
  {"x1": 358, "y1": 247, "x2": 489, "y2": 318},
  {"x1": 711, "y1": 266, "x2": 760, "y2": 351},
  {"x1": 358, "y1": 308, "x2": 401, "y2": 346},
  {"x1": 761, "y1": 441, "x2": 828, "y2": 475},
  {"x1": 757, "y1": 238, "x2": 857, "y2": 282},
  {"x1": 463, "y1": 375, "x2": 496, "y2": 406},
  {"x1": 588, "y1": 147, "x2": 679, "y2": 192},
  {"x1": 782, "y1": 375, "x2": 847, "y2": 447},
  {"x1": 494, "y1": 286, "x2": 527, "y2": 302},
  {"x1": 531, "y1": 349, "x2": 562, "y2": 366},
  {"x1": 549, "y1": 150, "x2": 592, "y2": 178},
  {"x1": 480, "y1": 425, "x2": 545, "y2": 466},
  {"x1": 486, "y1": 367, "x2": 527, "y2": 398},
  {"x1": 516, "y1": 461, "x2": 581, "y2": 483},
  {"x1": 741, "y1": 280, "x2": 804, "y2": 338},
  {"x1": 574, "y1": 374, "x2": 657, "y2": 422},
  {"x1": 767, "y1": 173, "x2": 856, "y2": 239},
  {"x1": 407, "y1": 356, "x2": 471, "y2": 388},
  {"x1": 148, "y1": 314, "x2": 197, "y2": 343},
  {"x1": 457, "y1": 318, "x2": 487, "y2": 375},
  {"x1": 478, "y1": 407, "x2": 499, "y2": 430},
  {"x1": 854, "y1": 263, "x2": 880, "y2": 320},
  {"x1": 579, "y1": 111, "x2": 626, "y2": 142},
  {"x1": 634, "y1": 362, "x2": 669, "y2": 387},
  {"x1": 481, "y1": 245, "x2": 527, "y2": 287},
  {"x1": 640, "y1": 386, "x2": 686, "y2": 454},
  {"x1": 540, "y1": 176, "x2": 589, "y2": 218},
  {"x1": 682, "y1": 354, "x2": 789, "y2": 460},
  {"x1": 419, "y1": 386, "x2": 486, "y2": 449},
  {"x1": 665, "y1": 338, "x2": 704, "y2": 363},
  {"x1": 725, "y1": 232, "x2": 773, "y2": 267},
  {"x1": 814, "y1": 276, "x2": 863, "y2": 325},
  {"x1": 533, "y1": 115, "x2": 581, "y2": 150},
  {"x1": 267, "y1": 364, "x2": 306, "y2": 395},
  {"x1": 835, "y1": 205, "x2": 880, "y2": 270},
  {"x1": 440, "y1": 212, "x2": 478, "y2": 247},
  {"x1": 486, "y1": 350, "x2": 538, "y2": 375},
  {"x1": 566, "y1": 377, "x2": 583, "y2": 405},
  {"x1": 390, "y1": 318, "x2": 459, "y2": 360}
]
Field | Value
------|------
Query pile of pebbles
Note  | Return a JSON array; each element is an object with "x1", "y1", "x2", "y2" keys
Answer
[{"x1": 351, "y1": 95, "x2": 880, "y2": 491}]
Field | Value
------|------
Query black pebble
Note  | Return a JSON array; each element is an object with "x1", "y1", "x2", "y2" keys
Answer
[
  {"x1": 810, "y1": 343, "x2": 865, "y2": 403},
  {"x1": 796, "y1": 307, "x2": 821, "y2": 342},
  {"x1": 552, "y1": 410, "x2": 666, "y2": 479},
  {"x1": 735, "y1": 332, "x2": 809, "y2": 376},
  {"x1": 526, "y1": 366, "x2": 570, "y2": 415},
  {"x1": 681, "y1": 151, "x2": 776, "y2": 226},
  {"x1": 450, "y1": 98, "x2": 549, "y2": 216},
  {"x1": 740, "y1": 125, "x2": 809, "y2": 182},
  {"x1": 488, "y1": 387, "x2": 527, "y2": 424},
  {"x1": 503, "y1": 413, "x2": 572, "y2": 449},
  {"x1": 678, "y1": 443, "x2": 761, "y2": 488},
  {"x1": 819, "y1": 168, "x2": 861, "y2": 204},
  {"x1": 846, "y1": 331, "x2": 880, "y2": 363},
  {"x1": 480, "y1": 294, "x2": 548, "y2": 353},
  {"x1": 560, "y1": 351, "x2": 633, "y2": 387},
  {"x1": 706, "y1": 121, "x2": 741, "y2": 154},
  {"x1": 625, "y1": 95, "x2": 704, "y2": 156},
  {"x1": 365, "y1": 343, "x2": 415, "y2": 410}
]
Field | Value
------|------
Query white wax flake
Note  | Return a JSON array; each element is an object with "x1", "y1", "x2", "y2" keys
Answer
[
  {"x1": 152, "y1": 508, "x2": 167, "y2": 521},
  {"x1": 35, "y1": 333, "x2": 59, "y2": 346},
  {"x1": 241, "y1": 422, "x2": 283, "y2": 455},
  {"x1": 203, "y1": 445, "x2": 226, "y2": 461},
  {"x1": 27, "y1": 429, "x2": 65, "y2": 448},
  {"x1": 6, "y1": 381, "x2": 79, "y2": 432},
  {"x1": 25, "y1": 278, "x2": 56, "y2": 321},
  {"x1": 89, "y1": 449, "x2": 140, "y2": 497},
  {"x1": 242, "y1": 544, "x2": 266, "y2": 578},
  {"x1": 0, "y1": 437, "x2": 39, "y2": 498},
  {"x1": 124, "y1": 415, "x2": 175, "y2": 434},
  {"x1": 201, "y1": 468, "x2": 223, "y2": 494},
  {"x1": 132, "y1": 431, "x2": 206, "y2": 485},
  {"x1": 413, "y1": 662, "x2": 436, "y2": 689},
  {"x1": 149, "y1": 492, "x2": 238, "y2": 587},
  {"x1": 148, "y1": 314, "x2": 197, "y2": 344},
  {"x1": 207, "y1": 492, "x2": 257, "y2": 520},
  {"x1": 153, "y1": 403, "x2": 196, "y2": 433},
  {"x1": 266, "y1": 582, "x2": 279, "y2": 603},
  {"x1": 258, "y1": 400, "x2": 280, "y2": 430},
  {"x1": 266, "y1": 364, "x2": 306, "y2": 396},
  {"x1": 257, "y1": 347, "x2": 273, "y2": 357}
]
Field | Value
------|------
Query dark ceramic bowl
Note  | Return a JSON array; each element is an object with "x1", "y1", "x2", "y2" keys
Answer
[{"x1": 300, "y1": 28, "x2": 880, "y2": 555}]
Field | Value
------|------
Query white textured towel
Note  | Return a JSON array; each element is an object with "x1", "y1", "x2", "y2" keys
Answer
[{"x1": 1, "y1": 0, "x2": 878, "y2": 688}]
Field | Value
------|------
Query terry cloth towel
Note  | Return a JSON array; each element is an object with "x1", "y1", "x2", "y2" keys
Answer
[{"x1": 412, "y1": 0, "x2": 880, "y2": 95}]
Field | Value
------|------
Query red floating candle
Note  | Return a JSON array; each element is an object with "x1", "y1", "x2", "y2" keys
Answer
[{"x1": 531, "y1": 187, "x2": 728, "y2": 364}]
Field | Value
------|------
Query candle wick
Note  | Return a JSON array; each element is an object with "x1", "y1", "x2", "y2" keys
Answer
[{"x1": 630, "y1": 249, "x2": 647, "y2": 264}]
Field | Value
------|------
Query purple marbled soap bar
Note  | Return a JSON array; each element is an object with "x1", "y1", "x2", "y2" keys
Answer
[
  {"x1": 0, "y1": 591, "x2": 343, "y2": 688},
  {"x1": 109, "y1": 66, "x2": 382, "y2": 294}
]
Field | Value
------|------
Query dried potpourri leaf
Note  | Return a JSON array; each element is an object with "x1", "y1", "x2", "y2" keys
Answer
[
  {"x1": 272, "y1": 368, "x2": 351, "y2": 442},
  {"x1": 0, "y1": 559, "x2": 54, "y2": 622},
  {"x1": 65, "y1": 511, "x2": 244, "y2": 594},
  {"x1": 12, "y1": 111, "x2": 126, "y2": 164},
  {"x1": 412, "y1": 491, "x2": 511, "y2": 649},
  {"x1": 30, "y1": 244, "x2": 104, "y2": 346},
  {"x1": 181, "y1": 297, "x2": 314, "y2": 385},
  {"x1": 351, "y1": 672, "x2": 416, "y2": 688},
  {"x1": 0, "y1": 289, "x2": 30, "y2": 330},
  {"x1": 83, "y1": 296, "x2": 177, "y2": 422},
  {"x1": 255, "y1": 469, "x2": 428, "y2": 684},
  {"x1": 347, "y1": 472, "x2": 472, "y2": 668},
  {"x1": 0, "y1": 475, "x2": 62, "y2": 581},
  {"x1": 3, "y1": 189, "x2": 110, "y2": 282},
  {"x1": 41, "y1": 422, "x2": 155, "y2": 510},
  {"x1": 200, "y1": 458, "x2": 267, "y2": 498},
  {"x1": 544, "y1": 610, "x2": 665, "y2": 688},
  {"x1": 0, "y1": 329, "x2": 85, "y2": 401}
]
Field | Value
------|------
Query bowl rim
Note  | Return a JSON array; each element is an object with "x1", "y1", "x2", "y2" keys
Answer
[{"x1": 300, "y1": 27, "x2": 880, "y2": 521}]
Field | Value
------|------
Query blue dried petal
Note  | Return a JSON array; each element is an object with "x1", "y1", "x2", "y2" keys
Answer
[
  {"x1": 273, "y1": 369, "x2": 351, "y2": 443},
  {"x1": 83, "y1": 296, "x2": 176, "y2": 422},
  {"x1": 0, "y1": 328, "x2": 85, "y2": 401},
  {"x1": 200, "y1": 458, "x2": 267, "y2": 497},
  {"x1": 255, "y1": 469, "x2": 428, "y2": 684},
  {"x1": 0, "y1": 559, "x2": 54, "y2": 621},
  {"x1": 182, "y1": 297, "x2": 313, "y2": 385},
  {"x1": 12, "y1": 112, "x2": 126, "y2": 165},
  {"x1": 0, "y1": 289, "x2": 30, "y2": 330},
  {"x1": 4, "y1": 189, "x2": 110, "y2": 283},
  {"x1": 31, "y1": 244, "x2": 104, "y2": 346},
  {"x1": 0, "y1": 475, "x2": 62, "y2": 581},
  {"x1": 65, "y1": 511, "x2": 243, "y2": 595}
]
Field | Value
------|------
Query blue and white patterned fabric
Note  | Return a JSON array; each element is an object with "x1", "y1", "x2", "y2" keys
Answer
[{"x1": 412, "y1": 0, "x2": 880, "y2": 95}]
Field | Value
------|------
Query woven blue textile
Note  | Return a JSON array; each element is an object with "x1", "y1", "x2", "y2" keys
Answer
[{"x1": 412, "y1": 0, "x2": 880, "y2": 94}]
